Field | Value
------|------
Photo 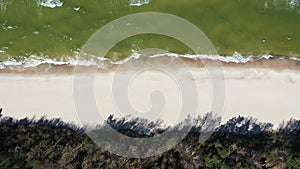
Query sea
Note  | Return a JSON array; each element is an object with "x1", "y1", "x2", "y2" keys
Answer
[{"x1": 0, "y1": 0, "x2": 300, "y2": 68}]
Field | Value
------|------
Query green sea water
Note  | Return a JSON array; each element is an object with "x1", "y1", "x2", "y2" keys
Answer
[{"x1": 0, "y1": 0, "x2": 300, "y2": 61}]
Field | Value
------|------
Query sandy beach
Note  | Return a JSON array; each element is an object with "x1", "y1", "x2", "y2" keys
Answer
[{"x1": 1, "y1": 59, "x2": 300, "y2": 127}]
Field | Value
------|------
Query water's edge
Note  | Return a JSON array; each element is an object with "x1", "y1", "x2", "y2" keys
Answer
[{"x1": 0, "y1": 52, "x2": 299, "y2": 71}]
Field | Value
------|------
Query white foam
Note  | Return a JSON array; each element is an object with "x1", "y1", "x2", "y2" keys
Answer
[
  {"x1": 73, "y1": 6, "x2": 80, "y2": 11},
  {"x1": 287, "y1": 0, "x2": 299, "y2": 8},
  {"x1": 264, "y1": 0, "x2": 299, "y2": 9},
  {"x1": 0, "y1": 52, "x2": 299, "y2": 70},
  {"x1": 0, "y1": 0, "x2": 11, "y2": 12},
  {"x1": 129, "y1": 0, "x2": 151, "y2": 7},
  {"x1": 36, "y1": 0, "x2": 63, "y2": 8}
]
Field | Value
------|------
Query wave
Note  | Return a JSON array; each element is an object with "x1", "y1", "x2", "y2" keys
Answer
[
  {"x1": 0, "y1": 52, "x2": 300, "y2": 70},
  {"x1": 36, "y1": 0, "x2": 63, "y2": 8},
  {"x1": 0, "y1": 0, "x2": 12, "y2": 11},
  {"x1": 264, "y1": 0, "x2": 300, "y2": 9},
  {"x1": 35, "y1": 0, "x2": 150, "y2": 9},
  {"x1": 129, "y1": 0, "x2": 151, "y2": 7},
  {"x1": 0, "y1": 56, "x2": 100, "y2": 70},
  {"x1": 1, "y1": 0, "x2": 298, "y2": 11},
  {"x1": 11, "y1": 0, "x2": 300, "y2": 10}
]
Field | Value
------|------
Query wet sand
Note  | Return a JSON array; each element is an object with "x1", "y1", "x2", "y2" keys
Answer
[{"x1": 1, "y1": 59, "x2": 300, "y2": 127}]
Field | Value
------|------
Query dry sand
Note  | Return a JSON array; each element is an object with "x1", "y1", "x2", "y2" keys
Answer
[{"x1": 1, "y1": 60, "x2": 300, "y2": 127}]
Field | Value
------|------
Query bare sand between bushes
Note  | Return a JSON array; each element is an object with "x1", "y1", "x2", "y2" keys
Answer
[{"x1": 1, "y1": 60, "x2": 300, "y2": 127}]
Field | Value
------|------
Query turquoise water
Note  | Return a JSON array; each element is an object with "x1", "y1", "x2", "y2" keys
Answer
[{"x1": 0, "y1": 0, "x2": 300, "y2": 61}]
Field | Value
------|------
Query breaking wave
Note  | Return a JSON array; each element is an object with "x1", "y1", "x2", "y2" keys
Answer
[
  {"x1": 129, "y1": 0, "x2": 151, "y2": 7},
  {"x1": 36, "y1": 0, "x2": 63, "y2": 8},
  {"x1": 35, "y1": 0, "x2": 151, "y2": 8},
  {"x1": 264, "y1": 0, "x2": 300, "y2": 9},
  {"x1": 0, "y1": 52, "x2": 300, "y2": 70}
]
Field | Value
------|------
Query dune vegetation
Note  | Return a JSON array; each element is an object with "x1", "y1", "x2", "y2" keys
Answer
[{"x1": 1, "y1": 112, "x2": 300, "y2": 168}]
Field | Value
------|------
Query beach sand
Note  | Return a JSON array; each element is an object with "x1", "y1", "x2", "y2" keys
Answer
[{"x1": 1, "y1": 59, "x2": 300, "y2": 127}]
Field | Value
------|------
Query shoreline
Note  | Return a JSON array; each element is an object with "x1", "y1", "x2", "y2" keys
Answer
[{"x1": 0, "y1": 56, "x2": 300, "y2": 74}]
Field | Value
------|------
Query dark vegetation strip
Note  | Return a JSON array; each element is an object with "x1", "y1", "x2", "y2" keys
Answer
[{"x1": 1, "y1": 112, "x2": 300, "y2": 168}]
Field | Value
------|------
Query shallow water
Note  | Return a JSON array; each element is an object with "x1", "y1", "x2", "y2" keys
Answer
[{"x1": 0, "y1": 0, "x2": 300, "y2": 62}]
